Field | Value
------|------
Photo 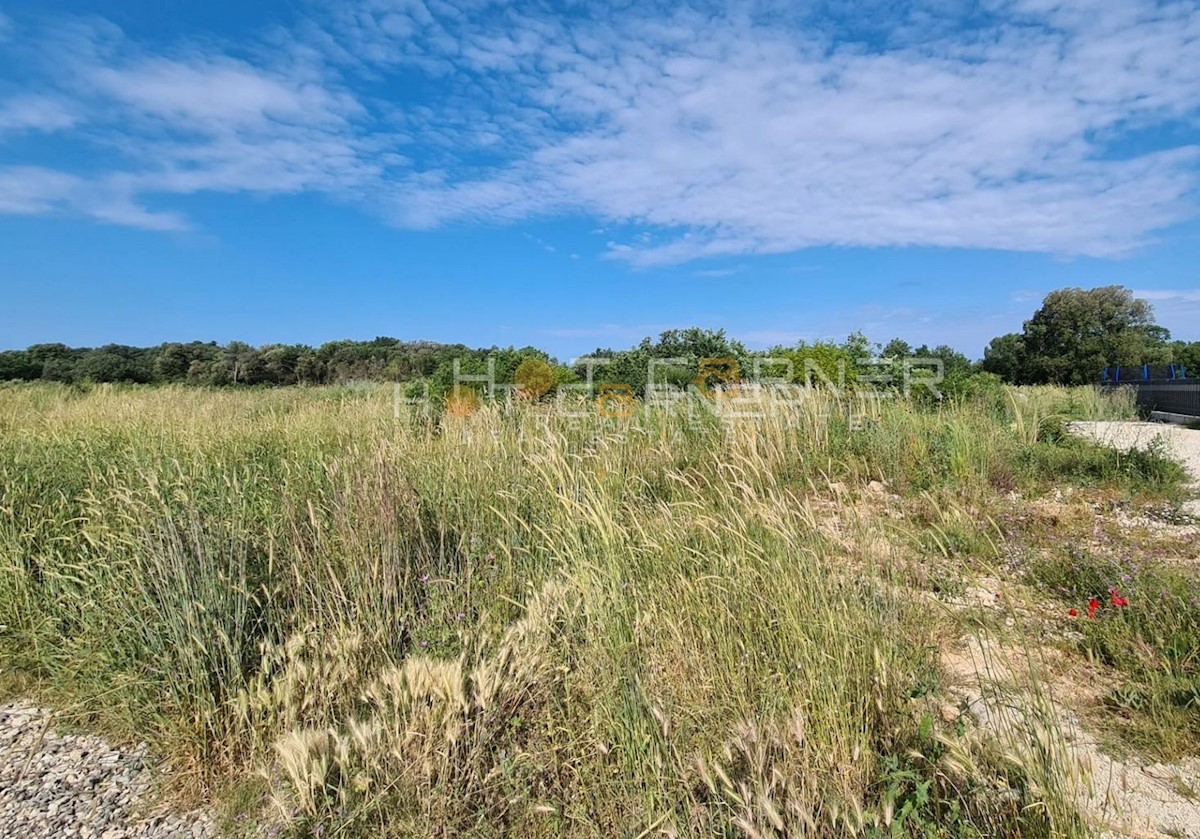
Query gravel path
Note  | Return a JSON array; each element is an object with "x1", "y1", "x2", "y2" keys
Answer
[
  {"x1": 1071, "y1": 420, "x2": 1200, "y2": 517},
  {"x1": 0, "y1": 703, "x2": 216, "y2": 839}
]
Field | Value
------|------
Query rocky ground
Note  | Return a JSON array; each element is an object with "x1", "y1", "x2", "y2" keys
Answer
[{"x1": 0, "y1": 703, "x2": 216, "y2": 839}]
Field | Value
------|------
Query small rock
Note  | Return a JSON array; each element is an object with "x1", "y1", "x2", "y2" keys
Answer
[{"x1": 0, "y1": 702, "x2": 219, "y2": 839}]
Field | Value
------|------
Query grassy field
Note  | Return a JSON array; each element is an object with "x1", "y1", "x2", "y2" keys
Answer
[{"x1": 0, "y1": 381, "x2": 1195, "y2": 837}]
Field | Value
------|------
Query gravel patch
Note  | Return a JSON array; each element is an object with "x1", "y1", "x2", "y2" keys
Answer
[
  {"x1": 0, "y1": 702, "x2": 216, "y2": 839},
  {"x1": 1070, "y1": 421, "x2": 1200, "y2": 518}
]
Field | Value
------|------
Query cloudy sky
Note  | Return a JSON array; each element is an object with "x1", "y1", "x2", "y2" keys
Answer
[{"x1": 1, "y1": 0, "x2": 1198, "y2": 358}]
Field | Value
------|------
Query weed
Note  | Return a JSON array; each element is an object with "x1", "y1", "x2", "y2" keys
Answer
[
  {"x1": 0, "y1": 382, "x2": 1159, "y2": 836},
  {"x1": 1025, "y1": 549, "x2": 1200, "y2": 759}
]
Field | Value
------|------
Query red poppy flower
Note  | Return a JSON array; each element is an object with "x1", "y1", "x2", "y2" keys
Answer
[
  {"x1": 1068, "y1": 608, "x2": 1079, "y2": 617},
  {"x1": 1109, "y1": 588, "x2": 1129, "y2": 608},
  {"x1": 1087, "y1": 597, "x2": 1100, "y2": 619}
]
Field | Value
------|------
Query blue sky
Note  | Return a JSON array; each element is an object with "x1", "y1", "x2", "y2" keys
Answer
[{"x1": 1, "y1": 0, "x2": 1198, "y2": 360}]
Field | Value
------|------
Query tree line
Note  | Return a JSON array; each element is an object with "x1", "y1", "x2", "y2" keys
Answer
[
  {"x1": 0, "y1": 329, "x2": 975, "y2": 396},
  {"x1": 0, "y1": 338, "x2": 487, "y2": 388},
  {"x1": 1, "y1": 286, "x2": 1196, "y2": 393}
]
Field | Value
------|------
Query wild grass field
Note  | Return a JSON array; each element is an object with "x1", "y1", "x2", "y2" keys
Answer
[{"x1": 0, "y1": 382, "x2": 1197, "y2": 838}]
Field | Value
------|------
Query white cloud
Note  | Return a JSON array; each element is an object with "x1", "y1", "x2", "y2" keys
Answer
[
  {"x1": 0, "y1": 165, "x2": 190, "y2": 230},
  {"x1": 1133, "y1": 288, "x2": 1200, "y2": 341},
  {"x1": 522, "y1": 232, "x2": 558, "y2": 253},
  {"x1": 0, "y1": 19, "x2": 393, "y2": 227},
  {"x1": 1132, "y1": 289, "x2": 1200, "y2": 341},
  {"x1": 378, "y1": 0, "x2": 1200, "y2": 264},
  {"x1": 1134, "y1": 289, "x2": 1200, "y2": 303},
  {"x1": 694, "y1": 267, "x2": 744, "y2": 278},
  {"x1": 0, "y1": 166, "x2": 80, "y2": 215},
  {"x1": 77, "y1": 182, "x2": 190, "y2": 231},
  {"x1": 0, "y1": 95, "x2": 76, "y2": 134},
  {"x1": 88, "y1": 57, "x2": 357, "y2": 129},
  {"x1": 0, "y1": 0, "x2": 1198, "y2": 262}
]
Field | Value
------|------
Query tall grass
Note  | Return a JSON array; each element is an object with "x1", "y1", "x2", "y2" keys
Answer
[{"x1": 0, "y1": 382, "x2": 1180, "y2": 836}]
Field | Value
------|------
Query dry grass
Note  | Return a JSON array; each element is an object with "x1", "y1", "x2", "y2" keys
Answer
[{"x1": 0, "y1": 381, "x2": 1182, "y2": 837}]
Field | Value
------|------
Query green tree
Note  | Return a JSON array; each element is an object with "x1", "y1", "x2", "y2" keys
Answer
[
  {"x1": 1019, "y1": 286, "x2": 1169, "y2": 385},
  {"x1": 27, "y1": 343, "x2": 82, "y2": 383},
  {"x1": 0, "y1": 350, "x2": 37, "y2": 381},
  {"x1": 905, "y1": 343, "x2": 975, "y2": 399},
  {"x1": 981, "y1": 333, "x2": 1026, "y2": 383},
  {"x1": 584, "y1": 328, "x2": 749, "y2": 396},
  {"x1": 260, "y1": 344, "x2": 309, "y2": 386},
  {"x1": 767, "y1": 339, "x2": 860, "y2": 390},
  {"x1": 880, "y1": 338, "x2": 913, "y2": 359},
  {"x1": 1171, "y1": 341, "x2": 1200, "y2": 378},
  {"x1": 153, "y1": 342, "x2": 217, "y2": 382},
  {"x1": 154, "y1": 343, "x2": 193, "y2": 381},
  {"x1": 295, "y1": 349, "x2": 323, "y2": 384},
  {"x1": 76, "y1": 345, "x2": 153, "y2": 383},
  {"x1": 213, "y1": 341, "x2": 266, "y2": 385},
  {"x1": 922, "y1": 345, "x2": 972, "y2": 377}
]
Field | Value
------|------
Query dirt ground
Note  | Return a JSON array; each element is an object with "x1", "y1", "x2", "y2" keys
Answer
[{"x1": 1071, "y1": 421, "x2": 1200, "y2": 518}]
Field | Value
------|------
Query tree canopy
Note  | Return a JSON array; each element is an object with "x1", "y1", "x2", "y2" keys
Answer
[
  {"x1": 982, "y1": 286, "x2": 1180, "y2": 385},
  {"x1": 1, "y1": 286, "x2": 1195, "y2": 392}
]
